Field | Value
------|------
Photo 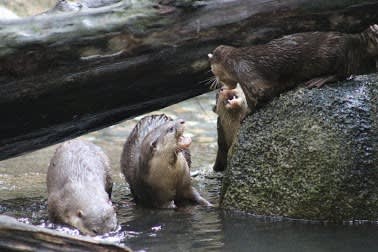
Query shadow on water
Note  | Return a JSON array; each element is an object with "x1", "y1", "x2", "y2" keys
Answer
[{"x1": 1, "y1": 93, "x2": 378, "y2": 252}]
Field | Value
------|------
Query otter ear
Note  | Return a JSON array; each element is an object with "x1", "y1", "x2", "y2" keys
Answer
[{"x1": 77, "y1": 210, "x2": 84, "y2": 218}]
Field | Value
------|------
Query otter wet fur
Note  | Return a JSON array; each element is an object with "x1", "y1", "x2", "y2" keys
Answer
[
  {"x1": 120, "y1": 114, "x2": 212, "y2": 208},
  {"x1": 213, "y1": 84, "x2": 249, "y2": 172},
  {"x1": 208, "y1": 24, "x2": 378, "y2": 110},
  {"x1": 47, "y1": 139, "x2": 117, "y2": 236}
]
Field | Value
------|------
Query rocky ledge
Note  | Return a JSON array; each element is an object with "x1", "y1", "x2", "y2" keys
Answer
[{"x1": 221, "y1": 73, "x2": 378, "y2": 222}]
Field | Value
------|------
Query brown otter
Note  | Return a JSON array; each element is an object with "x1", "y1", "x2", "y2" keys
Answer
[
  {"x1": 213, "y1": 84, "x2": 249, "y2": 172},
  {"x1": 120, "y1": 114, "x2": 212, "y2": 208},
  {"x1": 47, "y1": 139, "x2": 117, "y2": 236},
  {"x1": 209, "y1": 24, "x2": 378, "y2": 110}
]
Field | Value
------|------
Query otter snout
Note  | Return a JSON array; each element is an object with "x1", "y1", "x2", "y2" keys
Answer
[
  {"x1": 209, "y1": 45, "x2": 238, "y2": 89},
  {"x1": 174, "y1": 119, "x2": 185, "y2": 136},
  {"x1": 174, "y1": 119, "x2": 192, "y2": 149},
  {"x1": 177, "y1": 119, "x2": 185, "y2": 125}
]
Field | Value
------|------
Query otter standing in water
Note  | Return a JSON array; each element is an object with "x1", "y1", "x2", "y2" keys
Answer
[
  {"x1": 121, "y1": 114, "x2": 212, "y2": 208},
  {"x1": 209, "y1": 25, "x2": 378, "y2": 109},
  {"x1": 47, "y1": 139, "x2": 117, "y2": 236},
  {"x1": 213, "y1": 84, "x2": 249, "y2": 172}
]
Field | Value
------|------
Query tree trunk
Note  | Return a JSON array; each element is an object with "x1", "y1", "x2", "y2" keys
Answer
[{"x1": 1, "y1": 0, "x2": 377, "y2": 161}]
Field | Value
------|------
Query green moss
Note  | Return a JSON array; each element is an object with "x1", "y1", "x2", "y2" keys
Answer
[{"x1": 221, "y1": 74, "x2": 378, "y2": 221}]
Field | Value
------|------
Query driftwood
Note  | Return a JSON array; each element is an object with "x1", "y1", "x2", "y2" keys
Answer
[
  {"x1": 0, "y1": 215, "x2": 131, "y2": 251},
  {"x1": 1, "y1": 0, "x2": 378, "y2": 161}
]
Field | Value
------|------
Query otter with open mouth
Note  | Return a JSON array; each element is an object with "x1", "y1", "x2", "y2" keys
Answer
[
  {"x1": 208, "y1": 24, "x2": 378, "y2": 110},
  {"x1": 213, "y1": 84, "x2": 249, "y2": 172},
  {"x1": 121, "y1": 114, "x2": 212, "y2": 208}
]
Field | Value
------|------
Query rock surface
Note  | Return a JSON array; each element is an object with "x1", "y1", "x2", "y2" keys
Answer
[{"x1": 221, "y1": 73, "x2": 378, "y2": 221}]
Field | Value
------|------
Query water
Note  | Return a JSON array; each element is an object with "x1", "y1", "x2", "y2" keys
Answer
[{"x1": 1, "y1": 92, "x2": 378, "y2": 252}]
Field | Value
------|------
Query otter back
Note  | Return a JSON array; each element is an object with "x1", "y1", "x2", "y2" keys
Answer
[
  {"x1": 47, "y1": 139, "x2": 117, "y2": 235},
  {"x1": 120, "y1": 114, "x2": 172, "y2": 193},
  {"x1": 210, "y1": 26, "x2": 378, "y2": 110}
]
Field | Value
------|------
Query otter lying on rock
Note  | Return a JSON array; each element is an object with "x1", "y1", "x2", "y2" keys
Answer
[
  {"x1": 209, "y1": 24, "x2": 378, "y2": 110},
  {"x1": 121, "y1": 114, "x2": 212, "y2": 208},
  {"x1": 213, "y1": 84, "x2": 249, "y2": 172},
  {"x1": 47, "y1": 139, "x2": 117, "y2": 236}
]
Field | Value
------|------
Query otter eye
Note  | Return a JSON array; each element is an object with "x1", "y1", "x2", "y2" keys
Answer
[{"x1": 168, "y1": 127, "x2": 175, "y2": 133}]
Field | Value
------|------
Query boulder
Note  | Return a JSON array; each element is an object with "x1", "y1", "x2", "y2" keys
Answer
[{"x1": 221, "y1": 73, "x2": 378, "y2": 221}]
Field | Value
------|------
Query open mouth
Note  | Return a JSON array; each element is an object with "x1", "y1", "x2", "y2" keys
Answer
[
  {"x1": 224, "y1": 94, "x2": 239, "y2": 106},
  {"x1": 178, "y1": 135, "x2": 192, "y2": 149}
]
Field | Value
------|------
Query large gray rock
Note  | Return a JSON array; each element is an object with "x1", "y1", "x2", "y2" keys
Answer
[{"x1": 221, "y1": 74, "x2": 378, "y2": 221}]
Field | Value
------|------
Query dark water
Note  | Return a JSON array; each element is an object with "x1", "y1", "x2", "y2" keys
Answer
[
  {"x1": 1, "y1": 93, "x2": 378, "y2": 252},
  {"x1": 2, "y1": 188, "x2": 378, "y2": 252}
]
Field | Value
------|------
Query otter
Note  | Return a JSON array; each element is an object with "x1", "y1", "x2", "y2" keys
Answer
[
  {"x1": 208, "y1": 24, "x2": 378, "y2": 110},
  {"x1": 120, "y1": 114, "x2": 212, "y2": 208},
  {"x1": 47, "y1": 139, "x2": 117, "y2": 236},
  {"x1": 213, "y1": 84, "x2": 249, "y2": 172}
]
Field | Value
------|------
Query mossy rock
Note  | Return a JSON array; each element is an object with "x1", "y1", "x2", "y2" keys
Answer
[{"x1": 221, "y1": 74, "x2": 378, "y2": 221}]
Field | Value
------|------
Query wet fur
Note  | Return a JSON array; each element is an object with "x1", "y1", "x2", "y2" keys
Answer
[
  {"x1": 121, "y1": 114, "x2": 211, "y2": 208},
  {"x1": 213, "y1": 85, "x2": 249, "y2": 171},
  {"x1": 210, "y1": 25, "x2": 378, "y2": 109},
  {"x1": 47, "y1": 139, "x2": 117, "y2": 235}
]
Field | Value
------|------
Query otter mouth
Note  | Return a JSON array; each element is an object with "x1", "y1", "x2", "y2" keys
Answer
[
  {"x1": 177, "y1": 135, "x2": 192, "y2": 150},
  {"x1": 225, "y1": 95, "x2": 238, "y2": 104},
  {"x1": 223, "y1": 93, "x2": 239, "y2": 108}
]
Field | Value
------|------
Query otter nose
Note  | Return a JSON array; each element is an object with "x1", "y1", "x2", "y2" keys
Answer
[{"x1": 178, "y1": 119, "x2": 185, "y2": 124}]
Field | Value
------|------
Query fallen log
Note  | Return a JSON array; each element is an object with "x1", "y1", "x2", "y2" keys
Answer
[
  {"x1": 0, "y1": 215, "x2": 131, "y2": 251},
  {"x1": 1, "y1": 0, "x2": 378, "y2": 161}
]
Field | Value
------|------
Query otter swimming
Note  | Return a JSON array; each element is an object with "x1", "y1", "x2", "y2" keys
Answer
[{"x1": 209, "y1": 24, "x2": 378, "y2": 109}]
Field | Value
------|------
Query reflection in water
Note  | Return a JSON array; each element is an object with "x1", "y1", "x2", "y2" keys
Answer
[
  {"x1": 120, "y1": 207, "x2": 224, "y2": 252},
  {"x1": 1, "y1": 93, "x2": 378, "y2": 251}
]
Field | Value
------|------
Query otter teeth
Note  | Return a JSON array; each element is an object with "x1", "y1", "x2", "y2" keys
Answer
[
  {"x1": 208, "y1": 53, "x2": 213, "y2": 59},
  {"x1": 178, "y1": 136, "x2": 192, "y2": 149}
]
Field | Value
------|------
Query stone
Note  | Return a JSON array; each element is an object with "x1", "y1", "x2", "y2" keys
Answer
[{"x1": 221, "y1": 73, "x2": 378, "y2": 221}]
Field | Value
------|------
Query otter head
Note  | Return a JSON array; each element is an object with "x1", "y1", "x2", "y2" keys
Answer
[
  {"x1": 141, "y1": 119, "x2": 192, "y2": 166},
  {"x1": 208, "y1": 45, "x2": 238, "y2": 89},
  {"x1": 219, "y1": 87, "x2": 244, "y2": 111},
  {"x1": 216, "y1": 84, "x2": 250, "y2": 118},
  {"x1": 365, "y1": 24, "x2": 378, "y2": 56},
  {"x1": 66, "y1": 194, "x2": 117, "y2": 236}
]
